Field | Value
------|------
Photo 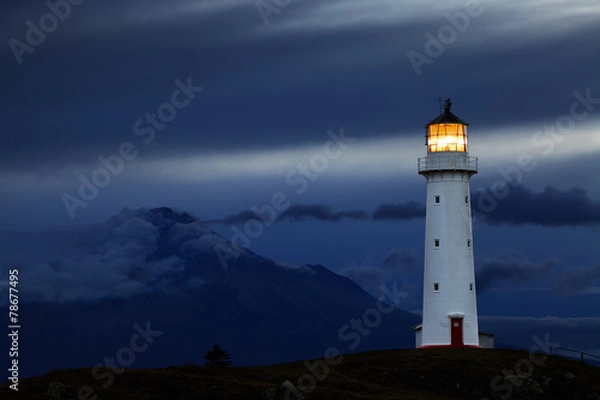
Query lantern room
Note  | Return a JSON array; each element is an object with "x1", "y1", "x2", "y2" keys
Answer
[{"x1": 426, "y1": 99, "x2": 468, "y2": 153}]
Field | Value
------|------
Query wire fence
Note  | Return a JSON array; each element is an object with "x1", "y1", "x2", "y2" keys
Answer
[{"x1": 549, "y1": 346, "x2": 600, "y2": 363}]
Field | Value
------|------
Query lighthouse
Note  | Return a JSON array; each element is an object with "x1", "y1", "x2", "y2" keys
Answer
[{"x1": 413, "y1": 99, "x2": 481, "y2": 348}]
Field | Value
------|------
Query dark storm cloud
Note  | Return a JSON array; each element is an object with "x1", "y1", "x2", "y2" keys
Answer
[
  {"x1": 474, "y1": 186, "x2": 600, "y2": 227},
  {"x1": 334, "y1": 248, "x2": 421, "y2": 304},
  {"x1": 206, "y1": 204, "x2": 367, "y2": 224},
  {"x1": 338, "y1": 263, "x2": 419, "y2": 308},
  {"x1": 372, "y1": 201, "x2": 426, "y2": 220},
  {"x1": 372, "y1": 185, "x2": 600, "y2": 226},
  {"x1": 382, "y1": 249, "x2": 421, "y2": 271},
  {"x1": 204, "y1": 210, "x2": 262, "y2": 225},
  {"x1": 278, "y1": 204, "x2": 368, "y2": 222},
  {"x1": 1, "y1": 0, "x2": 599, "y2": 173},
  {"x1": 555, "y1": 264, "x2": 600, "y2": 295},
  {"x1": 208, "y1": 184, "x2": 600, "y2": 227},
  {"x1": 339, "y1": 266, "x2": 390, "y2": 295},
  {"x1": 475, "y1": 257, "x2": 559, "y2": 293}
]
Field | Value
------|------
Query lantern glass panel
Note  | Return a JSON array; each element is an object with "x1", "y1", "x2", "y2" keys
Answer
[{"x1": 427, "y1": 123, "x2": 468, "y2": 153}]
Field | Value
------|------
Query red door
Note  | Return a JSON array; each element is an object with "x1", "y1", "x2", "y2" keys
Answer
[{"x1": 450, "y1": 318, "x2": 463, "y2": 347}]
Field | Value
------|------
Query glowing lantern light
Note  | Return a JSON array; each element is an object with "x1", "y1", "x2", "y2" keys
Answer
[{"x1": 426, "y1": 99, "x2": 468, "y2": 153}]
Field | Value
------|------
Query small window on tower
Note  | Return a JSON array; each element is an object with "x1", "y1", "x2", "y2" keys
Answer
[
  {"x1": 434, "y1": 239, "x2": 440, "y2": 248},
  {"x1": 467, "y1": 239, "x2": 471, "y2": 248},
  {"x1": 433, "y1": 282, "x2": 439, "y2": 292},
  {"x1": 434, "y1": 195, "x2": 440, "y2": 204},
  {"x1": 469, "y1": 282, "x2": 474, "y2": 292},
  {"x1": 465, "y1": 195, "x2": 469, "y2": 204}
]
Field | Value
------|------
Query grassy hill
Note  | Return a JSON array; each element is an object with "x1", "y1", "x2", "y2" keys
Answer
[{"x1": 2, "y1": 348, "x2": 599, "y2": 399}]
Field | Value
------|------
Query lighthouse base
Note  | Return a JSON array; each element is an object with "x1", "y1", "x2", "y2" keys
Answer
[{"x1": 411, "y1": 325, "x2": 495, "y2": 349}]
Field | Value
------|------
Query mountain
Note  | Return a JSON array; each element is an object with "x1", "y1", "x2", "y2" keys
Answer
[{"x1": 1, "y1": 207, "x2": 420, "y2": 379}]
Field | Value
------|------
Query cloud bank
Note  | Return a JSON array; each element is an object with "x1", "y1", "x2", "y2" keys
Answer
[
  {"x1": 474, "y1": 186, "x2": 600, "y2": 226},
  {"x1": 0, "y1": 208, "x2": 244, "y2": 304},
  {"x1": 207, "y1": 186, "x2": 600, "y2": 227},
  {"x1": 475, "y1": 256, "x2": 559, "y2": 293}
]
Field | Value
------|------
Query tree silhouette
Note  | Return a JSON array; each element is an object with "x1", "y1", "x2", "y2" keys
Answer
[{"x1": 204, "y1": 344, "x2": 232, "y2": 367}]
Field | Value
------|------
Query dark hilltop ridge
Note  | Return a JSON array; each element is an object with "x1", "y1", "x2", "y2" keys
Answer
[{"x1": 2, "y1": 348, "x2": 600, "y2": 399}]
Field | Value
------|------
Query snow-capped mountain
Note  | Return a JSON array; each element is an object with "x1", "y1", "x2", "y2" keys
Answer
[{"x1": 1, "y1": 207, "x2": 419, "y2": 378}]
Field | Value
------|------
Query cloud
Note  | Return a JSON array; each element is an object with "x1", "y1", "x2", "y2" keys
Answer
[
  {"x1": 2, "y1": 0, "x2": 599, "y2": 179},
  {"x1": 392, "y1": 185, "x2": 600, "y2": 227},
  {"x1": 474, "y1": 186, "x2": 600, "y2": 226},
  {"x1": 340, "y1": 265, "x2": 390, "y2": 295},
  {"x1": 338, "y1": 249, "x2": 422, "y2": 309},
  {"x1": 475, "y1": 256, "x2": 559, "y2": 293},
  {"x1": 0, "y1": 216, "x2": 166, "y2": 303},
  {"x1": 372, "y1": 201, "x2": 426, "y2": 220},
  {"x1": 277, "y1": 204, "x2": 368, "y2": 222},
  {"x1": 475, "y1": 253, "x2": 600, "y2": 295},
  {"x1": 339, "y1": 264, "x2": 420, "y2": 308},
  {"x1": 375, "y1": 185, "x2": 599, "y2": 227},
  {"x1": 206, "y1": 204, "x2": 368, "y2": 225},
  {"x1": 206, "y1": 184, "x2": 600, "y2": 228},
  {"x1": 555, "y1": 264, "x2": 600, "y2": 295},
  {"x1": 204, "y1": 210, "x2": 262, "y2": 225},
  {"x1": 382, "y1": 249, "x2": 421, "y2": 271},
  {"x1": 79, "y1": 0, "x2": 251, "y2": 33},
  {"x1": 0, "y1": 207, "x2": 244, "y2": 304}
]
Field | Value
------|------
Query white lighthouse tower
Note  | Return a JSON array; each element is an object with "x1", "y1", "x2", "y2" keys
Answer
[{"x1": 414, "y1": 99, "x2": 481, "y2": 348}]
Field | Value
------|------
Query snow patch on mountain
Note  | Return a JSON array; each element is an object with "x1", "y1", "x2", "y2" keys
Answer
[{"x1": 0, "y1": 207, "x2": 307, "y2": 304}]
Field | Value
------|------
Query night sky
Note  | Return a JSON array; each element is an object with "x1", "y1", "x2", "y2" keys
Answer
[{"x1": 1, "y1": 0, "x2": 600, "y2": 354}]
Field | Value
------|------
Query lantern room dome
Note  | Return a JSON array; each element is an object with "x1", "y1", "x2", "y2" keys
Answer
[
  {"x1": 427, "y1": 105, "x2": 468, "y2": 126},
  {"x1": 425, "y1": 99, "x2": 469, "y2": 153}
]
